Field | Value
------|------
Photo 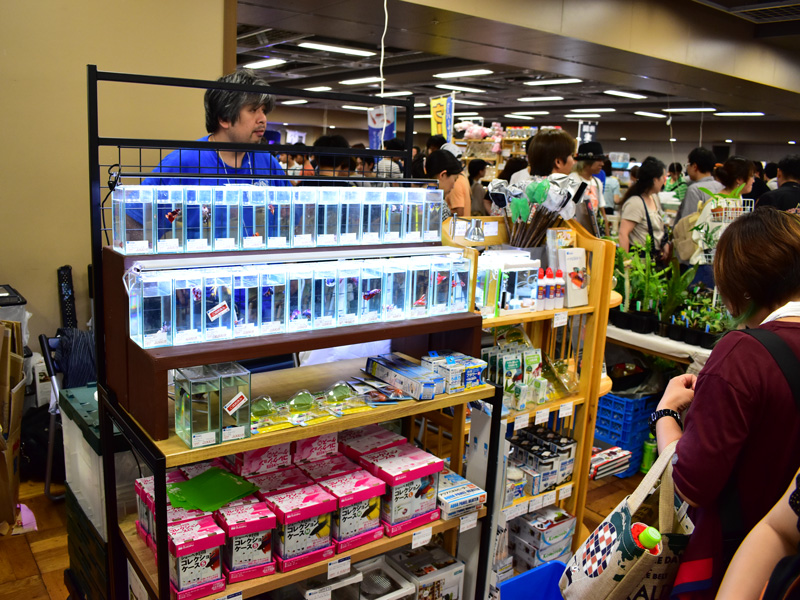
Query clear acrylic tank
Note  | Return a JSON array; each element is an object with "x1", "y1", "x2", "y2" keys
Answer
[
  {"x1": 211, "y1": 362, "x2": 251, "y2": 443},
  {"x1": 233, "y1": 268, "x2": 260, "y2": 338},
  {"x1": 383, "y1": 190, "x2": 405, "y2": 243},
  {"x1": 174, "y1": 365, "x2": 221, "y2": 449},
  {"x1": 154, "y1": 186, "x2": 184, "y2": 254},
  {"x1": 336, "y1": 261, "x2": 361, "y2": 326},
  {"x1": 241, "y1": 186, "x2": 267, "y2": 250},
  {"x1": 288, "y1": 265, "x2": 314, "y2": 331},
  {"x1": 213, "y1": 186, "x2": 241, "y2": 251},
  {"x1": 430, "y1": 256, "x2": 452, "y2": 315},
  {"x1": 507, "y1": 264, "x2": 538, "y2": 311},
  {"x1": 382, "y1": 260, "x2": 409, "y2": 321},
  {"x1": 127, "y1": 272, "x2": 142, "y2": 345},
  {"x1": 260, "y1": 266, "x2": 287, "y2": 335},
  {"x1": 450, "y1": 256, "x2": 472, "y2": 313},
  {"x1": 135, "y1": 271, "x2": 172, "y2": 348},
  {"x1": 113, "y1": 186, "x2": 154, "y2": 254},
  {"x1": 408, "y1": 257, "x2": 431, "y2": 319},
  {"x1": 313, "y1": 264, "x2": 337, "y2": 329},
  {"x1": 404, "y1": 189, "x2": 425, "y2": 243},
  {"x1": 203, "y1": 269, "x2": 233, "y2": 341},
  {"x1": 172, "y1": 271, "x2": 204, "y2": 345},
  {"x1": 317, "y1": 188, "x2": 341, "y2": 247},
  {"x1": 423, "y1": 190, "x2": 444, "y2": 242},
  {"x1": 339, "y1": 188, "x2": 363, "y2": 245},
  {"x1": 362, "y1": 190, "x2": 384, "y2": 245},
  {"x1": 184, "y1": 187, "x2": 213, "y2": 252},
  {"x1": 266, "y1": 187, "x2": 292, "y2": 249},
  {"x1": 474, "y1": 265, "x2": 495, "y2": 317},
  {"x1": 292, "y1": 188, "x2": 317, "y2": 248},
  {"x1": 359, "y1": 262, "x2": 383, "y2": 324}
]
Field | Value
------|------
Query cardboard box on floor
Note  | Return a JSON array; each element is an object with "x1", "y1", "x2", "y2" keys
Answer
[{"x1": 0, "y1": 321, "x2": 25, "y2": 528}]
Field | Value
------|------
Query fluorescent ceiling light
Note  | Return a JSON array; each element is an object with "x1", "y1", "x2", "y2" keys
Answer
[
  {"x1": 571, "y1": 108, "x2": 616, "y2": 113},
  {"x1": 725, "y1": 139, "x2": 733, "y2": 143},
  {"x1": 298, "y1": 42, "x2": 375, "y2": 57},
  {"x1": 305, "y1": 86, "x2": 332, "y2": 92},
  {"x1": 375, "y1": 91, "x2": 413, "y2": 97},
  {"x1": 414, "y1": 114, "x2": 432, "y2": 119},
  {"x1": 604, "y1": 90, "x2": 648, "y2": 99},
  {"x1": 413, "y1": 131, "x2": 418, "y2": 134},
  {"x1": 243, "y1": 58, "x2": 286, "y2": 69},
  {"x1": 524, "y1": 78, "x2": 582, "y2": 86},
  {"x1": 454, "y1": 99, "x2": 487, "y2": 106},
  {"x1": 339, "y1": 76, "x2": 384, "y2": 85},
  {"x1": 283, "y1": 123, "x2": 289, "y2": 126},
  {"x1": 433, "y1": 69, "x2": 493, "y2": 79},
  {"x1": 414, "y1": 103, "x2": 426, "y2": 107},
  {"x1": 518, "y1": 96, "x2": 564, "y2": 102},
  {"x1": 619, "y1": 137, "x2": 627, "y2": 141},
  {"x1": 670, "y1": 138, "x2": 677, "y2": 142},
  {"x1": 663, "y1": 107, "x2": 716, "y2": 113},
  {"x1": 511, "y1": 111, "x2": 550, "y2": 116},
  {"x1": 789, "y1": 141, "x2": 797, "y2": 145},
  {"x1": 634, "y1": 111, "x2": 666, "y2": 119},
  {"x1": 329, "y1": 125, "x2": 336, "y2": 129},
  {"x1": 505, "y1": 114, "x2": 534, "y2": 120},
  {"x1": 566, "y1": 113, "x2": 601, "y2": 118},
  {"x1": 714, "y1": 112, "x2": 764, "y2": 117},
  {"x1": 281, "y1": 99, "x2": 308, "y2": 105},
  {"x1": 435, "y1": 84, "x2": 486, "y2": 93},
  {"x1": 342, "y1": 105, "x2": 370, "y2": 111},
  {"x1": 454, "y1": 112, "x2": 480, "y2": 116}
]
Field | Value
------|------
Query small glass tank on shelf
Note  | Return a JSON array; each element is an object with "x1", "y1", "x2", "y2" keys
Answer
[
  {"x1": 266, "y1": 187, "x2": 292, "y2": 249},
  {"x1": 382, "y1": 260, "x2": 409, "y2": 321},
  {"x1": 173, "y1": 271, "x2": 203, "y2": 345},
  {"x1": 213, "y1": 187, "x2": 241, "y2": 251},
  {"x1": 359, "y1": 262, "x2": 383, "y2": 324},
  {"x1": 506, "y1": 263, "x2": 539, "y2": 311},
  {"x1": 112, "y1": 185, "x2": 154, "y2": 254},
  {"x1": 336, "y1": 260, "x2": 361, "y2": 326},
  {"x1": 339, "y1": 189, "x2": 363, "y2": 245},
  {"x1": 174, "y1": 365, "x2": 221, "y2": 449},
  {"x1": 184, "y1": 187, "x2": 213, "y2": 252},
  {"x1": 203, "y1": 269, "x2": 233, "y2": 341},
  {"x1": 317, "y1": 188, "x2": 341, "y2": 247},
  {"x1": 423, "y1": 190, "x2": 444, "y2": 241},
  {"x1": 232, "y1": 267, "x2": 260, "y2": 338},
  {"x1": 430, "y1": 256, "x2": 452, "y2": 315},
  {"x1": 292, "y1": 188, "x2": 317, "y2": 248},
  {"x1": 450, "y1": 256, "x2": 472, "y2": 313},
  {"x1": 211, "y1": 362, "x2": 251, "y2": 443},
  {"x1": 362, "y1": 190, "x2": 384, "y2": 245},
  {"x1": 313, "y1": 265, "x2": 338, "y2": 329},
  {"x1": 133, "y1": 271, "x2": 173, "y2": 348},
  {"x1": 241, "y1": 186, "x2": 267, "y2": 250},
  {"x1": 155, "y1": 186, "x2": 184, "y2": 254},
  {"x1": 404, "y1": 189, "x2": 425, "y2": 242},
  {"x1": 383, "y1": 190, "x2": 405, "y2": 243},
  {"x1": 287, "y1": 265, "x2": 314, "y2": 332},
  {"x1": 260, "y1": 266, "x2": 287, "y2": 335},
  {"x1": 408, "y1": 257, "x2": 431, "y2": 319}
]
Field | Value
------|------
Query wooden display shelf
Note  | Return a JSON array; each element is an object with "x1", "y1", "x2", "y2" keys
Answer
[
  {"x1": 609, "y1": 291, "x2": 622, "y2": 309},
  {"x1": 481, "y1": 305, "x2": 594, "y2": 328},
  {"x1": 464, "y1": 391, "x2": 585, "y2": 435},
  {"x1": 502, "y1": 481, "x2": 576, "y2": 513},
  {"x1": 121, "y1": 508, "x2": 487, "y2": 600}
]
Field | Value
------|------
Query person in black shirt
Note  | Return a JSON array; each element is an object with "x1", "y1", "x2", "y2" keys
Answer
[{"x1": 757, "y1": 154, "x2": 800, "y2": 212}]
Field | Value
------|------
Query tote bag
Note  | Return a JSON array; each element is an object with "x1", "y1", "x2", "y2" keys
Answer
[{"x1": 559, "y1": 440, "x2": 694, "y2": 600}]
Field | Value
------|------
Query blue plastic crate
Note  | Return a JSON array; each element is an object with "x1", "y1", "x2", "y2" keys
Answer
[{"x1": 499, "y1": 560, "x2": 566, "y2": 600}]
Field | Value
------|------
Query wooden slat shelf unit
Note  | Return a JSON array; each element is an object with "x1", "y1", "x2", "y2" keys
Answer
[{"x1": 121, "y1": 508, "x2": 488, "y2": 600}]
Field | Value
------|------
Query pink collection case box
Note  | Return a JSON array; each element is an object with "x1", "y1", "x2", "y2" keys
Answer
[
  {"x1": 248, "y1": 466, "x2": 313, "y2": 500},
  {"x1": 135, "y1": 519, "x2": 150, "y2": 545},
  {"x1": 320, "y1": 470, "x2": 385, "y2": 552},
  {"x1": 382, "y1": 508, "x2": 441, "y2": 537},
  {"x1": 152, "y1": 505, "x2": 212, "y2": 546},
  {"x1": 226, "y1": 443, "x2": 292, "y2": 477},
  {"x1": 223, "y1": 560, "x2": 276, "y2": 584},
  {"x1": 338, "y1": 424, "x2": 386, "y2": 448},
  {"x1": 340, "y1": 427, "x2": 407, "y2": 460},
  {"x1": 169, "y1": 578, "x2": 226, "y2": 600},
  {"x1": 292, "y1": 433, "x2": 339, "y2": 464},
  {"x1": 224, "y1": 493, "x2": 260, "y2": 507},
  {"x1": 266, "y1": 484, "x2": 337, "y2": 569},
  {"x1": 215, "y1": 502, "x2": 277, "y2": 581},
  {"x1": 167, "y1": 516, "x2": 226, "y2": 595},
  {"x1": 298, "y1": 454, "x2": 360, "y2": 482},
  {"x1": 135, "y1": 470, "x2": 187, "y2": 536},
  {"x1": 179, "y1": 458, "x2": 229, "y2": 479}
]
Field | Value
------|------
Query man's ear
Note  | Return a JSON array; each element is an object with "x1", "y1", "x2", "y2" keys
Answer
[{"x1": 218, "y1": 117, "x2": 231, "y2": 131}]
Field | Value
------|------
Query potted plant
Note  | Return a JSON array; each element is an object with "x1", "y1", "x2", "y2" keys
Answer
[
  {"x1": 691, "y1": 222, "x2": 722, "y2": 265},
  {"x1": 622, "y1": 240, "x2": 663, "y2": 334},
  {"x1": 660, "y1": 258, "x2": 698, "y2": 338},
  {"x1": 699, "y1": 183, "x2": 746, "y2": 223}
]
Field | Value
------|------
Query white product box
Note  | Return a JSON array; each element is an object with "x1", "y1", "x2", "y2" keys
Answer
[
  {"x1": 167, "y1": 516, "x2": 226, "y2": 593},
  {"x1": 387, "y1": 545, "x2": 465, "y2": 600},
  {"x1": 509, "y1": 506, "x2": 576, "y2": 549},
  {"x1": 354, "y1": 555, "x2": 415, "y2": 600},
  {"x1": 266, "y1": 484, "x2": 337, "y2": 561},
  {"x1": 320, "y1": 469, "x2": 385, "y2": 551}
]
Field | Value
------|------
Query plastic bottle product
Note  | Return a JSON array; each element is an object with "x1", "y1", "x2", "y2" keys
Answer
[
  {"x1": 554, "y1": 269, "x2": 565, "y2": 310},
  {"x1": 631, "y1": 522, "x2": 661, "y2": 555},
  {"x1": 640, "y1": 434, "x2": 658, "y2": 474},
  {"x1": 536, "y1": 268, "x2": 546, "y2": 311},
  {"x1": 544, "y1": 267, "x2": 555, "y2": 311}
]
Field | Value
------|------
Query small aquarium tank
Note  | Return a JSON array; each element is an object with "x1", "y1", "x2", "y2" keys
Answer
[
  {"x1": 287, "y1": 265, "x2": 314, "y2": 331},
  {"x1": 174, "y1": 365, "x2": 221, "y2": 449},
  {"x1": 359, "y1": 262, "x2": 384, "y2": 324},
  {"x1": 184, "y1": 186, "x2": 213, "y2": 252},
  {"x1": 266, "y1": 187, "x2": 292, "y2": 249},
  {"x1": 203, "y1": 269, "x2": 233, "y2": 341},
  {"x1": 172, "y1": 271, "x2": 203, "y2": 345},
  {"x1": 241, "y1": 186, "x2": 267, "y2": 250},
  {"x1": 260, "y1": 266, "x2": 287, "y2": 335},
  {"x1": 232, "y1": 267, "x2": 260, "y2": 338},
  {"x1": 154, "y1": 186, "x2": 184, "y2": 254},
  {"x1": 317, "y1": 188, "x2": 341, "y2": 247}
]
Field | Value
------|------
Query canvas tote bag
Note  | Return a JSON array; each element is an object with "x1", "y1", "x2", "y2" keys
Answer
[{"x1": 559, "y1": 440, "x2": 694, "y2": 600}]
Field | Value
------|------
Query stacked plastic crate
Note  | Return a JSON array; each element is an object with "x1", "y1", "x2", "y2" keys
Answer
[{"x1": 593, "y1": 393, "x2": 659, "y2": 477}]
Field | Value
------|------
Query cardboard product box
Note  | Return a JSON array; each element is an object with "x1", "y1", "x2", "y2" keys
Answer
[
  {"x1": 297, "y1": 569, "x2": 364, "y2": 600},
  {"x1": 319, "y1": 469, "x2": 385, "y2": 552},
  {"x1": 338, "y1": 424, "x2": 386, "y2": 448},
  {"x1": 437, "y1": 466, "x2": 469, "y2": 494},
  {"x1": 511, "y1": 535, "x2": 573, "y2": 570},
  {"x1": 134, "y1": 470, "x2": 187, "y2": 538},
  {"x1": 438, "y1": 483, "x2": 486, "y2": 520},
  {"x1": 387, "y1": 544, "x2": 465, "y2": 600},
  {"x1": 297, "y1": 454, "x2": 360, "y2": 483},
  {"x1": 558, "y1": 247, "x2": 589, "y2": 307},
  {"x1": 215, "y1": 501, "x2": 276, "y2": 583},
  {"x1": 353, "y1": 555, "x2": 416, "y2": 600},
  {"x1": 340, "y1": 427, "x2": 406, "y2": 461},
  {"x1": 292, "y1": 433, "x2": 339, "y2": 464},
  {"x1": 167, "y1": 516, "x2": 226, "y2": 597},
  {"x1": 364, "y1": 357, "x2": 436, "y2": 400},
  {"x1": 179, "y1": 458, "x2": 230, "y2": 480},
  {"x1": 225, "y1": 443, "x2": 292, "y2": 477},
  {"x1": 379, "y1": 354, "x2": 445, "y2": 395},
  {"x1": 509, "y1": 506, "x2": 576, "y2": 549},
  {"x1": 546, "y1": 227, "x2": 576, "y2": 272},
  {"x1": 248, "y1": 466, "x2": 313, "y2": 500}
]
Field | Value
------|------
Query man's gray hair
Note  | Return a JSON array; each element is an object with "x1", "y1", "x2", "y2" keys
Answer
[{"x1": 204, "y1": 69, "x2": 276, "y2": 133}]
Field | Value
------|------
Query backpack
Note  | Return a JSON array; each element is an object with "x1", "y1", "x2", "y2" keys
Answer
[{"x1": 672, "y1": 211, "x2": 700, "y2": 262}]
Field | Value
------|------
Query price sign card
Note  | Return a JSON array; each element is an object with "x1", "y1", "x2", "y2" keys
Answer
[
  {"x1": 307, "y1": 588, "x2": 331, "y2": 600},
  {"x1": 542, "y1": 490, "x2": 557, "y2": 507},
  {"x1": 535, "y1": 408, "x2": 550, "y2": 426},
  {"x1": 553, "y1": 312, "x2": 568, "y2": 328},
  {"x1": 514, "y1": 413, "x2": 528, "y2": 431},
  {"x1": 528, "y1": 495, "x2": 544, "y2": 513},
  {"x1": 328, "y1": 557, "x2": 351, "y2": 579},
  {"x1": 559, "y1": 402, "x2": 573, "y2": 418},
  {"x1": 559, "y1": 484, "x2": 573, "y2": 500},
  {"x1": 460, "y1": 512, "x2": 478, "y2": 532},
  {"x1": 412, "y1": 527, "x2": 432, "y2": 549}
]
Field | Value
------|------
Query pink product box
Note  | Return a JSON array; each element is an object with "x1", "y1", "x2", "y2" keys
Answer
[
  {"x1": 341, "y1": 428, "x2": 407, "y2": 460},
  {"x1": 179, "y1": 458, "x2": 229, "y2": 480},
  {"x1": 293, "y1": 433, "x2": 339, "y2": 464},
  {"x1": 224, "y1": 494, "x2": 260, "y2": 508},
  {"x1": 320, "y1": 470, "x2": 385, "y2": 550},
  {"x1": 153, "y1": 505, "x2": 211, "y2": 546},
  {"x1": 169, "y1": 578, "x2": 226, "y2": 600},
  {"x1": 167, "y1": 516, "x2": 226, "y2": 594},
  {"x1": 226, "y1": 443, "x2": 292, "y2": 477},
  {"x1": 135, "y1": 519, "x2": 150, "y2": 547},
  {"x1": 266, "y1": 484, "x2": 337, "y2": 561},
  {"x1": 135, "y1": 471, "x2": 187, "y2": 536},
  {"x1": 248, "y1": 467, "x2": 313, "y2": 500},
  {"x1": 223, "y1": 560, "x2": 276, "y2": 584},
  {"x1": 338, "y1": 424, "x2": 386, "y2": 448},
  {"x1": 215, "y1": 502, "x2": 277, "y2": 572},
  {"x1": 382, "y1": 508, "x2": 441, "y2": 537},
  {"x1": 298, "y1": 454, "x2": 360, "y2": 482}
]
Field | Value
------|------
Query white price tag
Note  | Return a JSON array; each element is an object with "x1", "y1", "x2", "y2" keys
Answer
[
  {"x1": 191, "y1": 431, "x2": 217, "y2": 447},
  {"x1": 125, "y1": 240, "x2": 150, "y2": 254},
  {"x1": 559, "y1": 484, "x2": 573, "y2": 501},
  {"x1": 158, "y1": 238, "x2": 180, "y2": 252},
  {"x1": 601, "y1": 361, "x2": 608, "y2": 377},
  {"x1": 215, "y1": 238, "x2": 236, "y2": 250},
  {"x1": 553, "y1": 311, "x2": 568, "y2": 328},
  {"x1": 460, "y1": 512, "x2": 478, "y2": 532},
  {"x1": 542, "y1": 490, "x2": 557, "y2": 507},
  {"x1": 294, "y1": 234, "x2": 313, "y2": 246},
  {"x1": 383, "y1": 231, "x2": 400, "y2": 242},
  {"x1": 267, "y1": 237, "x2": 287, "y2": 248},
  {"x1": 187, "y1": 238, "x2": 210, "y2": 251},
  {"x1": 503, "y1": 502, "x2": 527, "y2": 523},
  {"x1": 328, "y1": 557, "x2": 350, "y2": 579},
  {"x1": 340, "y1": 232, "x2": 358, "y2": 244},
  {"x1": 559, "y1": 402, "x2": 573, "y2": 418},
  {"x1": 535, "y1": 408, "x2": 550, "y2": 426},
  {"x1": 222, "y1": 426, "x2": 245, "y2": 442},
  {"x1": 307, "y1": 587, "x2": 331, "y2": 600},
  {"x1": 412, "y1": 527, "x2": 432, "y2": 549},
  {"x1": 484, "y1": 221, "x2": 499, "y2": 237},
  {"x1": 242, "y1": 236, "x2": 263, "y2": 249},
  {"x1": 528, "y1": 495, "x2": 544, "y2": 513},
  {"x1": 363, "y1": 232, "x2": 380, "y2": 244},
  {"x1": 215, "y1": 593, "x2": 243, "y2": 600},
  {"x1": 455, "y1": 221, "x2": 468, "y2": 236},
  {"x1": 224, "y1": 392, "x2": 248, "y2": 416},
  {"x1": 513, "y1": 413, "x2": 528, "y2": 431},
  {"x1": 317, "y1": 234, "x2": 336, "y2": 246}
]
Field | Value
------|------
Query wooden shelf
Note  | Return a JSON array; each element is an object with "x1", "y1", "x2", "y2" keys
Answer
[
  {"x1": 481, "y1": 305, "x2": 594, "y2": 328},
  {"x1": 609, "y1": 291, "x2": 622, "y2": 309},
  {"x1": 121, "y1": 508, "x2": 487, "y2": 600},
  {"x1": 464, "y1": 390, "x2": 585, "y2": 434}
]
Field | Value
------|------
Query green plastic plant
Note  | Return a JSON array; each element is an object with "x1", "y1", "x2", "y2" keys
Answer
[
  {"x1": 660, "y1": 258, "x2": 698, "y2": 324},
  {"x1": 691, "y1": 222, "x2": 722, "y2": 250},
  {"x1": 615, "y1": 239, "x2": 664, "y2": 312},
  {"x1": 699, "y1": 183, "x2": 746, "y2": 207}
]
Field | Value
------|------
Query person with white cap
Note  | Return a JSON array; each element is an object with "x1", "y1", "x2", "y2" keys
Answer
[{"x1": 568, "y1": 141, "x2": 607, "y2": 236}]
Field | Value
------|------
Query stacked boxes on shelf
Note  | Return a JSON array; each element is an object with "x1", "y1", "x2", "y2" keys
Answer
[
  {"x1": 386, "y1": 544, "x2": 466, "y2": 600},
  {"x1": 436, "y1": 467, "x2": 487, "y2": 520},
  {"x1": 594, "y1": 393, "x2": 660, "y2": 477},
  {"x1": 507, "y1": 506, "x2": 576, "y2": 572},
  {"x1": 507, "y1": 426, "x2": 577, "y2": 494}
]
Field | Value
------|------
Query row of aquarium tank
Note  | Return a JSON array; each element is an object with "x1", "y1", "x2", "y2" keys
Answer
[
  {"x1": 112, "y1": 185, "x2": 444, "y2": 255},
  {"x1": 128, "y1": 253, "x2": 472, "y2": 348}
]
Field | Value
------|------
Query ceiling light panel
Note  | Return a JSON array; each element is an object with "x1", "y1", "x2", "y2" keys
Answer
[
  {"x1": 341, "y1": 105, "x2": 370, "y2": 111},
  {"x1": 504, "y1": 114, "x2": 534, "y2": 120},
  {"x1": 454, "y1": 99, "x2": 487, "y2": 106},
  {"x1": 375, "y1": 91, "x2": 413, "y2": 97},
  {"x1": 663, "y1": 107, "x2": 716, "y2": 112},
  {"x1": 634, "y1": 111, "x2": 667, "y2": 118},
  {"x1": 518, "y1": 96, "x2": 564, "y2": 102},
  {"x1": 281, "y1": 99, "x2": 308, "y2": 105},
  {"x1": 571, "y1": 108, "x2": 615, "y2": 113},
  {"x1": 511, "y1": 111, "x2": 550, "y2": 115},
  {"x1": 524, "y1": 78, "x2": 582, "y2": 86},
  {"x1": 243, "y1": 58, "x2": 287, "y2": 69},
  {"x1": 434, "y1": 84, "x2": 487, "y2": 93},
  {"x1": 566, "y1": 113, "x2": 601, "y2": 118},
  {"x1": 297, "y1": 42, "x2": 376, "y2": 57},
  {"x1": 433, "y1": 69, "x2": 493, "y2": 78},
  {"x1": 604, "y1": 90, "x2": 648, "y2": 99},
  {"x1": 305, "y1": 86, "x2": 332, "y2": 92},
  {"x1": 714, "y1": 112, "x2": 765, "y2": 117},
  {"x1": 339, "y1": 76, "x2": 384, "y2": 85}
]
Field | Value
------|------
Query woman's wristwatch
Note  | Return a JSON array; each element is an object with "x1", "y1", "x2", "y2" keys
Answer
[{"x1": 649, "y1": 409, "x2": 683, "y2": 436}]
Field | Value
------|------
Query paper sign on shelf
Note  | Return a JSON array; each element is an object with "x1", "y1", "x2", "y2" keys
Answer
[
  {"x1": 503, "y1": 501, "x2": 527, "y2": 523},
  {"x1": 484, "y1": 222, "x2": 499, "y2": 237},
  {"x1": 513, "y1": 413, "x2": 528, "y2": 431},
  {"x1": 542, "y1": 491, "x2": 557, "y2": 507},
  {"x1": 535, "y1": 408, "x2": 550, "y2": 426},
  {"x1": 307, "y1": 588, "x2": 331, "y2": 600},
  {"x1": 601, "y1": 361, "x2": 608, "y2": 377},
  {"x1": 207, "y1": 301, "x2": 230, "y2": 322},
  {"x1": 215, "y1": 593, "x2": 243, "y2": 600},
  {"x1": 412, "y1": 526, "x2": 433, "y2": 549},
  {"x1": 460, "y1": 512, "x2": 478, "y2": 532},
  {"x1": 559, "y1": 484, "x2": 573, "y2": 500},
  {"x1": 528, "y1": 495, "x2": 544, "y2": 513},
  {"x1": 328, "y1": 557, "x2": 351, "y2": 579},
  {"x1": 553, "y1": 312, "x2": 568, "y2": 328},
  {"x1": 559, "y1": 402, "x2": 573, "y2": 418},
  {"x1": 455, "y1": 220, "x2": 468, "y2": 237}
]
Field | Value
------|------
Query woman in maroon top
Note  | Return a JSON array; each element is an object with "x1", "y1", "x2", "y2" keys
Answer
[{"x1": 655, "y1": 207, "x2": 800, "y2": 599}]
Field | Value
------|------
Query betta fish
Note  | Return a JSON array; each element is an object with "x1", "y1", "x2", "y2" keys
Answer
[
  {"x1": 362, "y1": 289, "x2": 380, "y2": 301},
  {"x1": 413, "y1": 294, "x2": 427, "y2": 306},
  {"x1": 436, "y1": 273, "x2": 448, "y2": 285},
  {"x1": 452, "y1": 279, "x2": 465, "y2": 288},
  {"x1": 267, "y1": 204, "x2": 275, "y2": 215},
  {"x1": 165, "y1": 208, "x2": 181, "y2": 223},
  {"x1": 201, "y1": 205, "x2": 211, "y2": 224},
  {"x1": 263, "y1": 286, "x2": 274, "y2": 298},
  {"x1": 191, "y1": 287, "x2": 202, "y2": 303}
]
